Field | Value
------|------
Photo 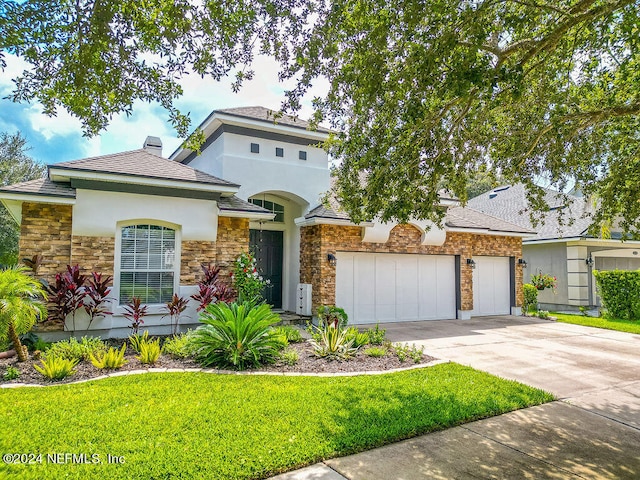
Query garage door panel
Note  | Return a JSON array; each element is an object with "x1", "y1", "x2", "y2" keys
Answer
[
  {"x1": 397, "y1": 257, "x2": 419, "y2": 321},
  {"x1": 473, "y1": 256, "x2": 510, "y2": 316},
  {"x1": 355, "y1": 255, "x2": 376, "y2": 323},
  {"x1": 435, "y1": 256, "x2": 456, "y2": 318},
  {"x1": 337, "y1": 252, "x2": 455, "y2": 324},
  {"x1": 375, "y1": 256, "x2": 397, "y2": 321}
]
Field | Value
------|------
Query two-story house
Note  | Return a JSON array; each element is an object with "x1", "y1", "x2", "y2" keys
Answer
[{"x1": 0, "y1": 106, "x2": 533, "y2": 338}]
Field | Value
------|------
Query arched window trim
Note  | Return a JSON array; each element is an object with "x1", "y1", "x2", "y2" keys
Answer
[{"x1": 113, "y1": 220, "x2": 181, "y2": 310}]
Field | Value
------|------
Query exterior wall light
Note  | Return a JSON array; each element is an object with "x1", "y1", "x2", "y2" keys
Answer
[
  {"x1": 586, "y1": 255, "x2": 594, "y2": 267},
  {"x1": 518, "y1": 258, "x2": 528, "y2": 268},
  {"x1": 327, "y1": 253, "x2": 337, "y2": 267},
  {"x1": 466, "y1": 258, "x2": 476, "y2": 269}
]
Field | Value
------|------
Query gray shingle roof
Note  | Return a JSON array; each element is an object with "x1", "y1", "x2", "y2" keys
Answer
[
  {"x1": 445, "y1": 207, "x2": 534, "y2": 234},
  {"x1": 467, "y1": 184, "x2": 593, "y2": 240},
  {"x1": 217, "y1": 106, "x2": 331, "y2": 133},
  {"x1": 52, "y1": 150, "x2": 239, "y2": 188},
  {"x1": 0, "y1": 178, "x2": 76, "y2": 198},
  {"x1": 218, "y1": 196, "x2": 272, "y2": 214},
  {"x1": 305, "y1": 202, "x2": 532, "y2": 234}
]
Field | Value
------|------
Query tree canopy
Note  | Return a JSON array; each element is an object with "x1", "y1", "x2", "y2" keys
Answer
[
  {"x1": 1, "y1": 1, "x2": 638, "y2": 233},
  {"x1": 0, "y1": 133, "x2": 46, "y2": 265}
]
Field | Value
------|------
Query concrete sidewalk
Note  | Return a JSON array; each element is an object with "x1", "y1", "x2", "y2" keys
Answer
[{"x1": 270, "y1": 317, "x2": 640, "y2": 479}]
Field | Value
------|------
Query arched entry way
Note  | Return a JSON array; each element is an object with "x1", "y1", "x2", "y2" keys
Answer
[{"x1": 247, "y1": 191, "x2": 308, "y2": 311}]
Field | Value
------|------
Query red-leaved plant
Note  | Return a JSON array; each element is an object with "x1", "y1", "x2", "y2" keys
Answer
[
  {"x1": 164, "y1": 294, "x2": 189, "y2": 335},
  {"x1": 43, "y1": 265, "x2": 87, "y2": 330},
  {"x1": 123, "y1": 297, "x2": 148, "y2": 334},
  {"x1": 190, "y1": 264, "x2": 236, "y2": 311},
  {"x1": 84, "y1": 272, "x2": 113, "y2": 330}
]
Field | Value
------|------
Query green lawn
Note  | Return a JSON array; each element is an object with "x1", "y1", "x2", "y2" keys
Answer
[
  {"x1": 0, "y1": 364, "x2": 553, "y2": 480},
  {"x1": 553, "y1": 312, "x2": 640, "y2": 335}
]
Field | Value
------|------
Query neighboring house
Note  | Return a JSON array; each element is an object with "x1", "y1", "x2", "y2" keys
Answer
[
  {"x1": 0, "y1": 106, "x2": 532, "y2": 338},
  {"x1": 469, "y1": 184, "x2": 640, "y2": 311}
]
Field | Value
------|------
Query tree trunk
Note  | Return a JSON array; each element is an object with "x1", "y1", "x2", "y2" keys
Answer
[{"x1": 7, "y1": 321, "x2": 28, "y2": 362}]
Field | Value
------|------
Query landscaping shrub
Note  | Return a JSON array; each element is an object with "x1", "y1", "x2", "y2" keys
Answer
[
  {"x1": 537, "y1": 310, "x2": 550, "y2": 319},
  {"x1": 190, "y1": 264, "x2": 236, "y2": 311},
  {"x1": 0, "y1": 266, "x2": 48, "y2": 361},
  {"x1": 162, "y1": 331, "x2": 196, "y2": 359},
  {"x1": 137, "y1": 339, "x2": 161, "y2": 365},
  {"x1": 366, "y1": 324, "x2": 386, "y2": 345},
  {"x1": 163, "y1": 294, "x2": 189, "y2": 335},
  {"x1": 3, "y1": 366, "x2": 20, "y2": 380},
  {"x1": 128, "y1": 331, "x2": 151, "y2": 353},
  {"x1": 395, "y1": 343, "x2": 424, "y2": 363},
  {"x1": 190, "y1": 302, "x2": 282, "y2": 370},
  {"x1": 317, "y1": 305, "x2": 348, "y2": 329},
  {"x1": 523, "y1": 283, "x2": 538, "y2": 314},
  {"x1": 90, "y1": 345, "x2": 128, "y2": 369},
  {"x1": 364, "y1": 346, "x2": 387, "y2": 358},
  {"x1": 309, "y1": 323, "x2": 358, "y2": 359},
  {"x1": 232, "y1": 252, "x2": 270, "y2": 303},
  {"x1": 281, "y1": 348, "x2": 299, "y2": 366},
  {"x1": 273, "y1": 325, "x2": 303, "y2": 343},
  {"x1": 344, "y1": 326, "x2": 369, "y2": 348},
  {"x1": 47, "y1": 336, "x2": 106, "y2": 362},
  {"x1": 34, "y1": 356, "x2": 77, "y2": 380},
  {"x1": 593, "y1": 269, "x2": 640, "y2": 320},
  {"x1": 123, "y1": 297, "x2": 148, "y2": 334}
]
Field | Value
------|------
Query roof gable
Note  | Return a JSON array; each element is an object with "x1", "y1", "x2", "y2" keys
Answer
[{"x1": 50, "y1": 149, "x2": 238, "y2": 190}]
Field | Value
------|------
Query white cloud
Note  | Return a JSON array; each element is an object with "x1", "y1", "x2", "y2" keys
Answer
[{"x1": 2, "y1": 50, "x2": 330, "y2": 161}]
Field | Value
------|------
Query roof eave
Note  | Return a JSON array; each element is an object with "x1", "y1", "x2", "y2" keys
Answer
[
  {"x1": 446, "y1": 227, "x2": 535, "y2": 238},
  {"x1": 170, "y1": 111, "x2": 330, "y2": 162},
  {"x1": 219, "y1": 209, "x2": 276, "y2": 221},
  {"x1": 0, "y1": 191, "x2": 76, "y2": 206},
  {"x1": 49, "y1": 167, "x2": 239, "y2": 196},
  {"x1": 295, "y1": 216, "x2": 375, "y2": 227}
]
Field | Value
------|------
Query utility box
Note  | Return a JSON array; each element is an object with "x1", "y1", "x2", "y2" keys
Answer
[{"x1": 296, "y1": 283, "x2": 313, "y2": 316}]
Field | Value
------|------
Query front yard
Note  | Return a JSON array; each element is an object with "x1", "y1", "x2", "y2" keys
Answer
[
  {"x1": 0, "y1": 364, "x2": 553, "y2": 479},
  {"x1": 552, "y1": 312, "x2": 640, "y2": 335}
]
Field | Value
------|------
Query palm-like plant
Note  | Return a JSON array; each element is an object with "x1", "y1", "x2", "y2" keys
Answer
[
  {"x1": 190, "y1": 301, "x2": 281, "y2": 370},
  {"x1": 0, "y1": 267, "x2": 48, "y2": 361}
]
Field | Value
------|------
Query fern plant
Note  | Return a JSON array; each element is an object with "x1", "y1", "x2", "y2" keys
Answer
[
  {"x1": 190, "y1": 301, "x2": 281, "y2": 370},
  {"x1": 137, "y1": 338, "x2": 161, "y2": 365},
  {"x1": 90, "y1": 344, "x2": 127, "y2": 369},
  {"x1": 162, "y1": 331, "x2": 195, "y2": 359},
  {"x1": 128, "y1": 331, "x2": 150, "y2": 353},
  {"x1": 34, "y1": 356, "x2": 78, "y2": 380}
]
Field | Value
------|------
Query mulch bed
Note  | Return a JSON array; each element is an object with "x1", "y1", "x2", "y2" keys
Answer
[{"x1": 0, "y1": 339, "x2": 438, "y2": 387}]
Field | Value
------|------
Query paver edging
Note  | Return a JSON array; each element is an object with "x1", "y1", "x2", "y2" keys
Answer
[{"x1": 0, "y1": 359, "x2": 449, "y2": 388}]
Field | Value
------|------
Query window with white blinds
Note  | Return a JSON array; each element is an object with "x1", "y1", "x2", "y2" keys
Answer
[{"x1": 119, "y1": 225, "x2": 176, "y2": 305}]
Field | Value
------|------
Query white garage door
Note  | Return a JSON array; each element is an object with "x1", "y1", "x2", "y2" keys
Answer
[
  {"x1": 336, "y1": 252, "x2": 456, "y2": 324},
  {"x1": 472, "y1": 256, "x2": 511, "y2": 316}
]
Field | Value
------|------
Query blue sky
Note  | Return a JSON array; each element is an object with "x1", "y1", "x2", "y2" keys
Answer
[{"x1": 0, "y1": 54, "x2": 325, "y2": 166}]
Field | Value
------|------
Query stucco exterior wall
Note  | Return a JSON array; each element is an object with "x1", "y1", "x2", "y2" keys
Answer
[
  {"x1": 300, "y1": 224, "x2": 523, "y2": 315},
  {"x1": 522, "y1": 242, "x2": 569, "y2": 307}
]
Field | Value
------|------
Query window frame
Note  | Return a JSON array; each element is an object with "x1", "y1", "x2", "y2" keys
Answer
[
  {"x1": 249, "y1": 198, "x2": 285, "y2": 223},
  {"x1": 113, "y1": 220, "x2": 181, "y2": 313}
]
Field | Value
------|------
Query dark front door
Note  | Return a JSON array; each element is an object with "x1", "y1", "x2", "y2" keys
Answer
[{"x1": 249, "y1": 229, "x2": 283, "y2": 308}]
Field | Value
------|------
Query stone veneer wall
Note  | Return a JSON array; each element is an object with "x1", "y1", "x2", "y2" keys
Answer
[
  {"x1": 71, "y1": 236, "x2": 115, "y2": 278},
  {"x1": 19, "y1": 202, "x2": 73, "y2": 284},
  {"x1": 215, "y1": 217, "x2": 250, "y2": 281},
  {"x1": 180, "y1": 241, "x2": 218, "y2": 284},
  {"x1": 300, "y1": 224, "x2": 524, "y2": 314}
]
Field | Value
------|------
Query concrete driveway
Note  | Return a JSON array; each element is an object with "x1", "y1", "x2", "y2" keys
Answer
[
  {"x1": 384, "y1": 315, "x2": 640, "y2": 428},
  {"x1": 272, "y1": 316, "x2": 640, "y2": 480}
]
